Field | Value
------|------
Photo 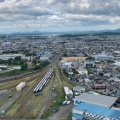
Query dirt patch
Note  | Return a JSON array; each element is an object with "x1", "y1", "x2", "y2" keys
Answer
[{"x1": 39, "y1": 91, "x2": 57, "y2": 117}]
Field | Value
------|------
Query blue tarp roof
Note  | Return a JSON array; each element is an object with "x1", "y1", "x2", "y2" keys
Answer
[
  {"x1": 73, "y1": 102, "x2": 120, "y2": 119},
  {"x1": 116, "y1": 91, "x2": 120, "y2": 96},
  {"x1": 72, "y1": 113, "x2": 83, "y2": 119}
]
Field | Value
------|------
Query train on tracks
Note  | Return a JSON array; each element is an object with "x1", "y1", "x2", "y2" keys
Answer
[{"x1": 33, "y1": 67, "x2": 54, "y2": 93}]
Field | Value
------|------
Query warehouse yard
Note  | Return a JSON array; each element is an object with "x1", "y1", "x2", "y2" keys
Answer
[{"x1": 0, "y1": 61, "x2": 77, "y2": 119}]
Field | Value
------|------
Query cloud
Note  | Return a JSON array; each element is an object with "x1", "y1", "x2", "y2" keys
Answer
[{"x1": 0, "y1": 0, "x2": 120, "y2": 32}]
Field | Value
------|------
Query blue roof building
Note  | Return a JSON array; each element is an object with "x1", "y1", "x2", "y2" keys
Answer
[
  {"x1": 116, "y1": 91, "x2": 120, "y2": 96},
  {"x1": 72, "y1": 113, "x2": 83, "y2": 120},
  {"x1": 72, "y1": 102, "x2": 120, "y2": 120}
]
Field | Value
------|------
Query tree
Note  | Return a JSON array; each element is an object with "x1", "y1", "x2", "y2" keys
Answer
[
  {"x1": 14, "y1": 56, "x2": 21, "y2": 61},
  {"x1": 32, "y1": 59, "x2": 37, "y2": 65},
  {"x1": 63, "y1": 69, "x2": 69, "y2": 77},
  {"x1": 8, "y1": 58, "x2": 13, "y2": 65},
  {"x1": 72, "y1": 68, "x2": 79, "y2": 74},
  {"x1": 21, "y1": 64, "x2": 28, "y2": 71},
  {"x1": 86, "y1": 56, "x2": 94, "y2": 60},
  {"x1": 34, "y1": 61, "x2": 50, "y2": 70},
  {"x1": 40, "y1": 61, "x2": 50, "y2": 68}
]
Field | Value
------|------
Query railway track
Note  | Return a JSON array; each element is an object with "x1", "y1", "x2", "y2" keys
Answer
[
  {"x1": 0, "y1": 65, "x2": 52, "y2": 91},
  {"x1": 55, "y1": 61, "x2": 77, "y2": 86},
  {"x1": 4, "y1": 66, "x2": 51, "y2": 118},
  {"x1": 18, "y1": 67, "x2": 55, "y2": 118},
  {"x1": 2, "y1": 57, "x2": 77, "y2": 119}
]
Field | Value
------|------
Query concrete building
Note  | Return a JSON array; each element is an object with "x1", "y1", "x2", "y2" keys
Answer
[
  {"x1": 0, "y1": 54, "x2": 31, "y2": 60},
  {"x1": 113, "y1": 61, "x2": 120, "y2": 67},
  {"x1": 40, "y1": 52, "x2": 53, "y2": 61},
  {"x1": 77, "y1": 68, "x2": 88, "y2": 75},
  {"x1": 16, "y1": 82, "x2": 26, "y2": 91},
  {"x1": 95, "y1": 52, "x2": 114, "y2": 61},
  {"x1": 74, "y1": 93, "x2": 117, "y2": 108},
  {"x1": 93, "y1": 84, "x2": 106, "y2": 89},
  {"x1": 73, "y1": 86, "x2": 85, "y2": 93},
  {"x1": 0, "y1": 65, "x2": 8, "y2": 69},
  {"x1": 63, "y1": 87, "x2": 73, "y2": 97},
  {"x1": 114, "y1": 78, "x2": 120, "y2": 83}
]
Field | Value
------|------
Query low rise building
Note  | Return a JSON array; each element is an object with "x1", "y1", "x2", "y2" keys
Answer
[
  {"x1": 16, "y1": 82, "x2": 26, "y2": 91},
  {"x1": 73, "y1": 86, "x2": 85, "y2": 93},
  {"x1": 62, "y1": 57, "x2": 87, "y2": 62},
  {"x1": 93, "y1": 84, "x2": 106, "y2": 89},
  {"x1": 77, "y1": 68, "x2": 88, "y2": 75},
  {"x1": 63, "y1": 87, "x2": 73, "y2": 97}
]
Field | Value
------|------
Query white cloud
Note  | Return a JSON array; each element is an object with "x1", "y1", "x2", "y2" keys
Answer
[{"x1": 0, "y1": 0, "x2": 120, "y2": 32}]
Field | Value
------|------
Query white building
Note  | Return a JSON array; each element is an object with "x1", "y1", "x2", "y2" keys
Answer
[
  {"x1": 113, "y1": 61, "x2": 120, "y2": 67},
  {"x1": 0, "y1": 54, "x2": 31, "y2": 60},
  {"x1": 0, "y1": 65, "x2": 8, "y2": 69},
  {"x1": 95, "y1": 52, "x2": 114, "y2": 61},
  {"x1": 61, "y1": 62, "x2": 72, "y2": 68},
  {"x1": 40, "y1": 56, "x2": 50, "y2": 61},
  {"x1": 73, "y1": 86, "x2": 85, "y2": 93},
  {"x1": 114, "y1": 78, "x2": 120, "y2": 83},
  {"x1": 84, "y1": 78, "x2": 91, "y2": 82},
  {"x1": 16, "y1": 82, "x2": 26, "y2": 91},
  {"x1": 77, "y1": 68, "x2": 88, "y2": 75},
  {"x1": 63, "y1": 87, "x2": 73, "y2": 97}
]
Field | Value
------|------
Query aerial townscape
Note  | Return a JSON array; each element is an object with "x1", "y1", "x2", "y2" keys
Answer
[
  {"x1": 0, "y1": 33, "x2": 120, "y2": 120},
  {"x1": 0, "y1": 0, "x2": 120, "y2": 120}
]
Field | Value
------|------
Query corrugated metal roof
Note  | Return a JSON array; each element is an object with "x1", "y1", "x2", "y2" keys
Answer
[
  {"x1": 16, "y1": 82, "x2": 26, "y2": 88},
  {"x1": 73, "y1": 102, "x2": 120, "y2": 119},
  {"x1": 74, "y1": 93, "x2": 117, "y2": 107}
]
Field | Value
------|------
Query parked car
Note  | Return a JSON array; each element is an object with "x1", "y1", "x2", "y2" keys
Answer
[{"x1": 53, "y1": 109, "x2": 59, "y2": 113}]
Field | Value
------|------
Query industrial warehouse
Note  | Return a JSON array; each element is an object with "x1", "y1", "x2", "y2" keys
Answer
[
  {"x1": 72, "y1": 93, "x2": 120, "y2": 120},
  {"x1": 72, "y1": 102, "x2": 120, "y2": 120},
  {"x1": 74, "y1": 93, "x2": 118, "y2": 108}
]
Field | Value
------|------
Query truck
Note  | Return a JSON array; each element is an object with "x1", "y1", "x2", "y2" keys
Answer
[
  {"x1": 67, "y1": 101, "x2": 71, "y2": 105},
  {"x1": 62, "y1": 100, "x2": 67, "y2": 106}
]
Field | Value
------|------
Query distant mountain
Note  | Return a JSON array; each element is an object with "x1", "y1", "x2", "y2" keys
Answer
[
  {"x1": 9, "y1": 27, "x2": 120, "y2": 36},
  {"x1": 11, "y1": 31, "x2": 70, "y2": 35},
  {"x1": 114, "y1": 28, "x2": 120, "y2": 32}
]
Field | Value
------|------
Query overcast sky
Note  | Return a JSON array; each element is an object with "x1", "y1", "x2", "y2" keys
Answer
[{"x1": 0, "y1": 0, "x2": 120, "y2": 33}]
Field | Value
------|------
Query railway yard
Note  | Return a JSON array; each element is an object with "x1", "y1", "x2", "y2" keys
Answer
[{"x1": 0, "y1": 60, "x2": 77, "y2": 119}]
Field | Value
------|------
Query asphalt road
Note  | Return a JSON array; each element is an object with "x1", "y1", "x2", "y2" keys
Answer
[{"x1": 48, "y1": 103, "x2": 73, "y2": 120}]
